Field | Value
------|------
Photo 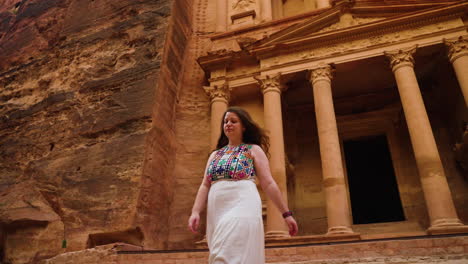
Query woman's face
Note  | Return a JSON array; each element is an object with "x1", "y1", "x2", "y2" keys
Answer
[{"x1": 223, "y1": 112, "x2": 245, "y2": 140}]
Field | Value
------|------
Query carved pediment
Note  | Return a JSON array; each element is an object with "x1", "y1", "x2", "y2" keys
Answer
[
  {"x1": 198, "y1": 0, "x2": 467, "y2": 71},
  {"x1": 315, "y1": 16, "x2": 383, "y2": 34},
  {"x1": 251, "y1": 0, "x2": 354, "y2": 48},
  {"x1": 248, "y1": 0, "x2": 465, "y2": 54}
]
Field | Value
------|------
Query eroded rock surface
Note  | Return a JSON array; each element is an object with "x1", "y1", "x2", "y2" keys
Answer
[{"x1": 0, "y1": 0, "x2": 172, "y2": 263}]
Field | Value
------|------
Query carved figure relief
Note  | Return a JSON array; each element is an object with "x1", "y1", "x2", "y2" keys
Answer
[
  {"x1": 231, "y1": 0, "x2": 256, "y2": 12},
  {"x1": 317, "y1": 17, "x2": 383, "y2": 34}
]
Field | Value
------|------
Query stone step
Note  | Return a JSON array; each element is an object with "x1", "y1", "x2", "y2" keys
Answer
[
  {"x1": 43, "y1": 235, "x2": 468, "y2": 264},
  {"x1": 351, "y1": 221, "x2": 426, "y2": 240},
  {"x1": 271, "y1": 255, "x2": 468, "y2": 264}
]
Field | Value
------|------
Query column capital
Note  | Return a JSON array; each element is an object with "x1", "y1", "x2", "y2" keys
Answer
[
  {"x1": 444, "y1": 36, "x2": 468, "y2": 63},
  {"x1": 384, "y1": 45, "x2": 418, "y2": 72},
  {"x1": 308, "y1": 64, "x2": 333, "y2": 85},
  {"x1": 254, "y1": 73, "x2": 286, "y2": 95},
  {"x1": 203, "y1": 82, "x2": 231, "y2": 103}
]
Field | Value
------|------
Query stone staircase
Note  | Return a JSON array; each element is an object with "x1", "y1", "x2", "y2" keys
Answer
[
  {"x1": 43, "y1": 234, "x2": 468, "y2": 264},
  {"x1": 272, "y1": 255, "x2": 468, "y2": 264}
]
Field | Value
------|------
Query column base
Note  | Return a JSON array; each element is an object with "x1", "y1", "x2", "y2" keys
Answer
[
  {"x1": 326, "y1": 226, "x2": 355, "y2": 235},
  {"x1": 427, "y1": 218, "x2": 468, "y2": 235},
  {"x1": 265, "y1": 230, "x2": 290, "y2": 239},
  {"x1": 194, "y1": 235, "x2": 208, "y2": 249}
]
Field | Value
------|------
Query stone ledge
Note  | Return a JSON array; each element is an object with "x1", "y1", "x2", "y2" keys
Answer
[
  {"x1": 194, "y1": 232, "x2": 362, "y2": 249},
  {"x1": 271, "y1": 254, "x2": 468, "y2": 264},
  {"x1": 265, "y1": 232, "x2": 361, "y2": 247},
  {"x1": 43, "y1": 234, "x2": 468, "y2": 264}
]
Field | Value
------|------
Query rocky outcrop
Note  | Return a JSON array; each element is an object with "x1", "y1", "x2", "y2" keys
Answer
[
  {"x1": 0, "y1": 0, "x2": 172, "y2": 263},
  {"x1": 0, "y1": 181, "x2": 63, "y2": 263}
]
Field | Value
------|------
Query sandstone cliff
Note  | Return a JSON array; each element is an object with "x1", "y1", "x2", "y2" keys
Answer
[{"x1": 0, "y1": 0, "x2": 176, "y2": 263}]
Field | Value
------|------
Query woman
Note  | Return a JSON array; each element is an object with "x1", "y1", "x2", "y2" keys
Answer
[{"x1": 188, "y1": 107, "x2": 298, "y2": 264}]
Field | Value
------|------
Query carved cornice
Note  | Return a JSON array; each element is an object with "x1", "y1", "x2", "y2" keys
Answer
[
  {"x1": 237, "y1": 37, "x2": 258, "y2": 50},
  {"x1": 211, "y1": 0, "x2": 455, "y2": 42},
  {"x1": 197, "y1": 49, "x2": 243, "y2": 71},
  {"x1": 384, "y1": 45, "x2": 417, "y2": 72},
  {"x1": 445, "y1": 36, "x2": 468, "y2": 63},
  {"x1": 308, "y1": 64, "x2": 333, "y2": 85},
  {"x1": 336, "y1": 0, "x2": 355, "y2": 14},
  {"x1": 254, "y1": 73, "x2": 286, "y2": 94},
  {"x1": 198, "y1": 1, "x2": 467, "y2": 81},
  {"x1": 206, "y1": 49, "x2": 233, "y2": 57},
  {"x1": 250, "y1": 1, "x2": 467, "y2": 59},
  {"x1": 231, "y1": 10, "x2": 256, "y2": 22},
  {"x1": 203, "y1": 83, "x2": 231, "y2": 102},
  {"x1": 352, "y1": 1, "x2": 460, "y2": 16},
  {"x1": 316, "y1": 17, "x2": 382, "y2": 34},
  {"x1": 255, "y1": 2, "x2": 345, "y2": 48},
  {"x1": 198, "y1": 1, "x2": 467, "y2": 75},
  {"x1": 259, "y1": 18, "x2": 462, "y2": 71}
]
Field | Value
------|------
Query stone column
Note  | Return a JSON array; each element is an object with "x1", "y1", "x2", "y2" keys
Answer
[
  {"x1": 385, "y1": 47, "x2": 468, "y2": 234},
  {"x1": 316, "y1": 0, "x2": 330, "y2": 9},
  {"x1": 255, "y1": 74, "x2": 289, "y2": 238},
  {"x1": 216, "y1": 0, "x2": 227, "y2": 32},
  {"x1": 445, "y1": 36, "x2": 468, "y2": 106},
  {"x1": 260, "y1": 0, "x2": 273, "y2": 22},
  {"x1": 308, "y1": 65, "x2": 354, "y2": 235},
  {"x1": 271, "y1": 0, "x2": 283, "y2": 19},
  {"x1": 204, "y1": 83, "x2": 231, "y2": 150}
]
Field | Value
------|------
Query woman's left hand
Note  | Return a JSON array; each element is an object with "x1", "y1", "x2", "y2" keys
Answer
[
  {"x1": 188, "y1": 212, "x2": 201, "y2": 234},
  {"x1": 285, "y1": 216, "x2": 298, "y2": 236}
]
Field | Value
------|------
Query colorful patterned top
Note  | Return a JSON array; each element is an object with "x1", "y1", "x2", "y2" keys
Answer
[{"x1": 206, "y1": 143, "x2": 256, "y2": 183}]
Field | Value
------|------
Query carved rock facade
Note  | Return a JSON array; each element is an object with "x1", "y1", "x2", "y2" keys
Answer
[{"x1": 2, "y1": 0, "x2": 468, "y2": 263}]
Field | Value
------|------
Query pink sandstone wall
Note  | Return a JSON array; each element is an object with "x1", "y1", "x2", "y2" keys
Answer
[
  {"x1": 0, "y1": 0, "x2": 176, "y2": 263},
  {"x1": 157, "y1": 0, "x2": 212, "y2": 250},
  {"x1": 135, "y1": 0, "x2": 194, "y2": 250}
]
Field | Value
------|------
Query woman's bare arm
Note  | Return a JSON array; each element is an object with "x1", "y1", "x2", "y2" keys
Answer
[{"x1": 188, "y1": 151, "x2": 216, "y2": 233}]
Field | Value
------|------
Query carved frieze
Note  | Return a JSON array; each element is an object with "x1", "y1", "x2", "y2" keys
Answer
[
  {"x1": 254, "y1": 73, "x2": 286, "y2": 94},
  {"x1": 210, "y1": 68, "x2": 227, "y2": 79},
  {"x1": 203, "y1": 83, "x2": 231, "y2": 102},
  {"x1": 445, "y1": 36, "x2": 468, "y2": 63},
  {"x1": 260, "y1": 19, "x2": 463, "y2": 70},
  {"x1": 206, "y1": 49, "x2": 233, "y2": 57},
  {"x1": 317, "y1": 17, "x2": 383, "y2": 34},
  {"x1": 237, "y1": 37, "x2": 258, "y2": 50},
  {"x1": 384, "y1": 46, "x2": 417, "y2": 72}
]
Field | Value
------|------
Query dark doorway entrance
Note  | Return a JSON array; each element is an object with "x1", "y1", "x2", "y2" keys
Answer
[{"x1": 343, "y1": 135, "x2": 405, "y2": 224}]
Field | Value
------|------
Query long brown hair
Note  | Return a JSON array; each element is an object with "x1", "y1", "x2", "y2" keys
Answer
[{"x1": 216, "y1": 106, "x2": 269, "y2": 155}]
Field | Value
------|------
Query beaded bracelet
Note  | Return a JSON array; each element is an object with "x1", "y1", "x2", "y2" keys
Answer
[{"x1": 282, "y1": 211, "x2": 293, "y2": 218}]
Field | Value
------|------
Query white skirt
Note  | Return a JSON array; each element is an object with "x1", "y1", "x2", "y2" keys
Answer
[{"x1": 206, "y1": 180, "x2": 265, "y2": 264}]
